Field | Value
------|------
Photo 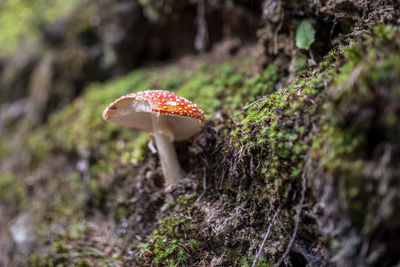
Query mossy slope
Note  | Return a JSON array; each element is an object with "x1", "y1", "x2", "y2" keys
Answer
[{"x1": 310, "y1": 24, "x2": 400, "y2": 266}]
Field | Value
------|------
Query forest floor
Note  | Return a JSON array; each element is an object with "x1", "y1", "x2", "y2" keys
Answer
[{"x1": 1, "y1": 1, "x2": 400, "y2": 266}]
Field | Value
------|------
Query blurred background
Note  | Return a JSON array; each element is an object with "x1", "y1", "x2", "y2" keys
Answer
[
  {"x1": 1, "y1": 0, "x2": 400, "y2": 266},
  {"x1": 0, "y1": 0, "x2": 263, "y2": 129}
]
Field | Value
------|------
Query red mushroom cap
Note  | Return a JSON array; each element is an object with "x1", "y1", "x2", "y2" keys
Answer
[{"x1": 103, "y1": 90, "x2": 205, "y2": 141}]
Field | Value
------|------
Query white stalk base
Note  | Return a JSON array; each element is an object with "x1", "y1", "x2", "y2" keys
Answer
[{"x1": 152, "y1": 115, "x2": 184, "y2": 186}]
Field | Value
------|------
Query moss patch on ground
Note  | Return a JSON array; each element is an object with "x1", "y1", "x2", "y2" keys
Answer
[
  {"x1": 309, "y1": 24, "x2": 400, "y2": 265},
  {"x1": 229, "y1": 51, "x2": 337, "y2": 199},
  {"x1": 3, "y1": 56, "x2": 282, "y2": 266}
]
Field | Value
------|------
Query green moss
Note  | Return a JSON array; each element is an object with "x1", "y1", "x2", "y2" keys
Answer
[
  {"x1": 295, "y1": 52, "x2": 309, "y2": 72},
  {"x1": 20, "y1": 59, "x2": 284, "y2": 266},
  {"x1": 314, "y1": 24, "x2": 400, "y2": 228},
  {"x1": 136, "y1": 194, "x2": 198, "y2": 265},
  {"x1": 26, "y1": 59, "x2": 280, "y2": 180},
  {"x1": 158, "y1": 71, "x2": 184, "y2": 90},
  {"x1": 0, "y1": 173, "x2": 27, "y2": 209},
  {"x1": 177, "y1": 62, "x2": 280, "y2": 117},
  {"x1": 150, "y1": 217, "x2": 190, "y2": 265},
  {"x1": 31, "y1": 254, "x2": 56, "y2": 267},
  {"x1": 229, "y1": 51, "x2": 337, "y2": 202},
  {"x1": 75, "y1": 259, "x2": 90, "y2": 267},
  {"x1": 240, "y1": 256, "x2": 270, "y2": 267},
  {"x1": 52, "y1": 241, "x2": 68, "y2": 253},
  {"x1": 27, "y1": 70, "x2": 151, "y2": 167},
  {"x1": 32, "y1": 222, "x2": 113, "y2": 266}
]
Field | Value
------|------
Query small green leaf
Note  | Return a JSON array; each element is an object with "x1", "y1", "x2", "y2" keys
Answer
[{"x1": 296, "y1": 19, "x2": 316, "y2": 50}]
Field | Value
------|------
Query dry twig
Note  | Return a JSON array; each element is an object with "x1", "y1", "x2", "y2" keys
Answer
[
  {"x1": 251, "y1": 209, "x2": 280, "y2": 267},
  {"x1": 243, "y1": 95, "x2": 269, "y2": 111}
]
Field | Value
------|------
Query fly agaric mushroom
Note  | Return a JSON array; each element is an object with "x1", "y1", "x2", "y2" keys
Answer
[{"x1": 103, "y1": 90, "x2": 205, "y2": 186}]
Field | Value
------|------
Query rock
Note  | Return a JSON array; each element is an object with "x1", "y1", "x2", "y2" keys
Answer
[{"x1": 9, "y1": 212, "x2": 36, "y2": 256}]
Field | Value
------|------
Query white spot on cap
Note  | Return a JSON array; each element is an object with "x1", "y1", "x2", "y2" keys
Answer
[{"x1": 166, "y1": 101, "x2": 177, "y2": 106}]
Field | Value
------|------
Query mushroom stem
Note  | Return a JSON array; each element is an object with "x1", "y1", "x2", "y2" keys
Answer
[{"x1": 152, "y1": 115, "x2": 184, "y2": 186}]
